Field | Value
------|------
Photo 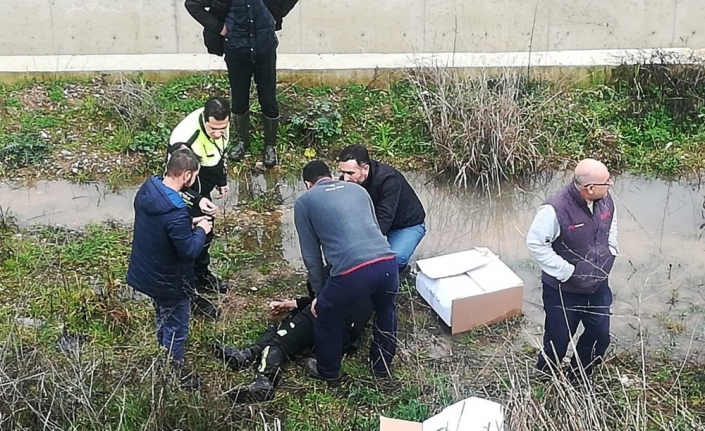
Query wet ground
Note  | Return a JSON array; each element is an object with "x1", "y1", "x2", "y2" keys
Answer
[{"x1": 1, "y1": 171, "x2": 704, "y2": 359}]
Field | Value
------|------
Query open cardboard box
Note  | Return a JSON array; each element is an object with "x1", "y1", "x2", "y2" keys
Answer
[
  {"x1": 379, "y1": 396, "x2": 504, "y2": 430},
  {"x1": 415, "y1": 247, "x2": 524, "y2": 335}
]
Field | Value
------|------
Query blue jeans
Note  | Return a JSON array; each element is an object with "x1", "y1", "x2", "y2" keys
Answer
[
  {"x1": 537, "y1": 283, "x2": 612, "y2": 377},
  {"x1": 154, "y1": 297, "x2": 191, "y2": 365},
  {"x1": 387, "y1": 223, "x2": 426, "y2": 268},
  {"x1": 314, "y1": 258, "x2": 399, "y2": 379}
]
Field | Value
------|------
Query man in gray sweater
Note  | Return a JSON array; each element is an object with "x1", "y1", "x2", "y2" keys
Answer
[{"x1": 294, "y1": 160, "x2": 399, "y2": 383}]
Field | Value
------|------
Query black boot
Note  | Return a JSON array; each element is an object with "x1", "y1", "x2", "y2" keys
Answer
[
  {"x1": 170, "y1": 363, "x2": 202, "y2": 391},
  {"x1": 191, "y1": 294, "x2": 221, "y2": 320},
  {"x1": 197, "y1": 272, "x2": 230, "y2": 294},
  {"x1": 228, "y1": 375, "x2": 276, "y2": 404},
  {"x1": 212, "y1": 344, "x2": 258, "y2": 370},
  {"x1": 229, "y1": 111, "x2": 250, "y2": 162},
  {"x1": 398, "y1": 265, "x2": 413, "y2": 285},
  {"x1": 303, "y1": 358, "x2": 340, "y2": 387},
  {"x1": 262, "y1": 115, "x2": 278, "y2": 168}
]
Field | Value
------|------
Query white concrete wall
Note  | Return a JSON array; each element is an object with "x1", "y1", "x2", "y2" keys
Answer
[{"x1": 2, "y1": 0, "x2": 704, "y2": 57}]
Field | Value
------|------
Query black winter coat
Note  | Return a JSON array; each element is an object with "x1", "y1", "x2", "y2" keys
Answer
[
  {"x1": 359, "y1": 161, "x2": 426, "y2": 235},
  {"x1": 126, "y1": 176, "x2": 207, "y2": 301},
  {"x1": 185, "y1": 0, "x2": 298, "y2": 56}
]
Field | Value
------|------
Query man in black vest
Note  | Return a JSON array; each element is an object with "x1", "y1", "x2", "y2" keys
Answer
[
  {"x1": 526, "y1": 158, "x2": 619, "y2": 382},
  {"x1": 185, "y1": 0, "x2": 299, "y2": 169}
]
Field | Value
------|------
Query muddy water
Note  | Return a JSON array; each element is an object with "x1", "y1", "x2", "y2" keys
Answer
[{"x1": 2, "y1": 172, "x2": 705, "y2": 355}]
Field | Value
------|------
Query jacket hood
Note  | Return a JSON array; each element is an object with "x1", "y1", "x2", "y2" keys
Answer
[{"x1": 135, "y1": 176, "x2": 185, "y2": 216}]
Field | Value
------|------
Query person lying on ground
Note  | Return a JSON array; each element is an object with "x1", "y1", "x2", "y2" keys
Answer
[{"x1": 212, "y1": 280, "x2": 374, "y2": 403}]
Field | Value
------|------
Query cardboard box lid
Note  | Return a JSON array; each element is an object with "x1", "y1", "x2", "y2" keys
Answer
[
  {"x1": 416, "y1": 249, "x2": 493, "y2": 279},
  {"x1": 379, "y1": 397, "x2": 504, "y2": 431},
  {"x1": 379, "y1": 416, "x2": 423, "y2": 431},
  {"x1": 417, "y1": 248, "x2": 523, "y2": 299}
]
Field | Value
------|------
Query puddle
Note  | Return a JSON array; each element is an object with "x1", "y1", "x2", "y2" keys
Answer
[{"x1": 2, "y1": 172, "x2": 705, "y2": 356}]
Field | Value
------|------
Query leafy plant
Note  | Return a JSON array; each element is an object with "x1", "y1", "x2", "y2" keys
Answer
[
  {"x1": 289, "y1": 99, "x2": 342, "y2": 145},
  {"x1": 0, "y1": 133, "x2": 51, "y2": 169},
  {"x1": 130, "y1": 123, "x2": 170, "y2": 153}
]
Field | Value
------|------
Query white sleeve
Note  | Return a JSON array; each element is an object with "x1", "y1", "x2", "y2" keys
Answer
[
  {"x1": 609, "y1": 205, "x2": 619, "y2": 256},
  {"x1": 525, "y1": 205, "x2": 575, "y2": 282}
]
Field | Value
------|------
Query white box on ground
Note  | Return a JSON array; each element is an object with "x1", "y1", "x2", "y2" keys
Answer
[
  {"x1": 415, "y1": 247, "x2": 524, "y2": 335},
  {"x1": 379, "y1": 396, "x2": 505, "y2": 431}
]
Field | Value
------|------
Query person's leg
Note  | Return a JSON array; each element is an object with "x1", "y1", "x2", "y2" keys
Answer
[
  {"x1": 153, "y1": 299, "x2": 165, "y2": 348},
  {"x1": 536, "y1": 285, "x2": 583, "y2": 374},
  {"x1": 253, "y1": 48, "x2": 280, "y2": 168},
  {"x1": 312, "y1": 264, "x2": 387, "y2": 380},
  {"x1": 155, "y1": 297, "x2": 191, "y2": 366},
  {"x1": 386, "y1": 223, "x2": 427, "y2": 270},
  {"x1": 368, "y1": 258, "x2": 400, "y2": 377},
  {"x1": 571, "y1": 283, "x2": 613, "y2": 378},
  {"x1": 225, "y1": 51, "x2": 254, "y2": 161}
]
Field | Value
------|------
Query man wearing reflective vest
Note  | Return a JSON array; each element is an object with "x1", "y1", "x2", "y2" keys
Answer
[
  {"x1": 526, "y1": 158, "x2": 619, "y2": 383},
  {"x1": 168, "y1": 96, "x2": 231, "y2": 294}
]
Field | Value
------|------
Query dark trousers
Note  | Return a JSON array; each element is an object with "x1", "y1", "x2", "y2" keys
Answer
[
  {"x1": 224, "y1": 48, "x2": 279, "y2": 118},
  {"x1": 537, "y1": 282, "x2": 613, "y2": 377},
  {"x1": 154, "y1": 297, "x2": 191, "y2": 365},
  {"x1": 254, "y1": 297, "x2": 374, "y2": 380},
  {"x1": 315, "y1": 258, "x2": 399, "y2": 379}
]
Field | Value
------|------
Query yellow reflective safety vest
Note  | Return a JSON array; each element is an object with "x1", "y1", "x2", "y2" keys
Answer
[{"x1": 167, "y1": 107, "x2": 230, "y2": 195}]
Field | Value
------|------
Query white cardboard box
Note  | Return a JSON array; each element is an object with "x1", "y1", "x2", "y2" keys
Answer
[
  {"x1": 415, "y1": 247, "x2": 524, "y2": 335},
  {"x1": 379, "y1": 396, "x2": 505, "y2": 431}
]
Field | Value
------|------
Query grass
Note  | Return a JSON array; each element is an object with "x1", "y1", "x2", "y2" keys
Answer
[
  {"x1": 2, "y1": 59, "x2": 705, "y2": 188},
  {"x1": 1, "y1": 213, "x2": 704, "y2": 430}
]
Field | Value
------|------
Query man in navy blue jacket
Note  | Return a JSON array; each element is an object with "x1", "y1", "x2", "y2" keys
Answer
[{"x1": 127, "y1": 148, "x2": 213, "y2": 387}]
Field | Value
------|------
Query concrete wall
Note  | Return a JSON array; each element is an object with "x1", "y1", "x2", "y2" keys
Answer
[{"x1": 2, "y1": 0, "x2": 704, "y2": 57}]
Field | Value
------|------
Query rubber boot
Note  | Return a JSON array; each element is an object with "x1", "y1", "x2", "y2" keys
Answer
[
  {"x1": 229, "y1": 111, "x2": 250, "y2": 162},
  {"x1": 212, "y1": 343, "x2": 259, "y2": 370},
  {"x1": 262, "y1": 115, "x2": 278, "y2": 168}
]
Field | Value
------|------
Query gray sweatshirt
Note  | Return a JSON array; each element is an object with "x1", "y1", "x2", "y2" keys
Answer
[{"x1": 294, "y1": 179, "x2": 395, "y2": 293}]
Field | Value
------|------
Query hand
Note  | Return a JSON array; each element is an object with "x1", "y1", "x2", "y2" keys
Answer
[
  {"x1": 191, "y1": 216, "x2": 210, "y2": 228},
  {"x1": 220, "y1": 24, "x2": 227, "y2": 36},
  {"x1": 216, "y1": 185, "x2": 230, "y2": 198},
  {"x1": 269, "y1": 300, "x2": 296, "y2": 315},
  {"x1": 199, "y1": 198, "x2": 218, "y2": 216},
  {"x1": 196, "y1": 218, "x2": 213, "y2": 234},
  {"x1": 311, "y1": 298, "x2": 318, "y2": 318}
]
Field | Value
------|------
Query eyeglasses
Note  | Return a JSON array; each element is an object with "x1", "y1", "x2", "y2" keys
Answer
[{"x1": 584, "y1": 179, "x2": 614, "y2": 187}]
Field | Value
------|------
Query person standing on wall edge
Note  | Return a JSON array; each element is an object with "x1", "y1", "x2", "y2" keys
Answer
[
  {"x1": 294, "y1": 160, "x2": 399, "y2": 384},
  {"x1": 126, "y1": 148, "x2": 213, "y2": 389},
  {"x1": 185, "y1": 0, "x2": 300, "y2": 169},
  {"x1": 337, "y1": 145, "x2": 426, "y2": 282},
  {"x1": 168, "y1": 96, "x2": 230, "y2": 295},
  {"x1": 526, "y1": 158, "x2": 619, "y2": 383}
]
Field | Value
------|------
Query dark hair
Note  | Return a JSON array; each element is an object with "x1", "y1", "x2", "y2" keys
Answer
[
  {"x1": 203, "y1": 96, "x2": 230, "y2": 121},
  {"x1": 337, "y1": 144, "x2": 370, "y2": 166},
  {"x1": 166, "y1": 148, "x2": 201, "y2": 177},
  {"x1": 302, "y1": 160, "x2": 331, "y2": 184}
]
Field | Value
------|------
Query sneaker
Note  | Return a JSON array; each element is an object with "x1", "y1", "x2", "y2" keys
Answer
[
  {"x1": 303, "y1": 358, "x2": 340, "y2": 387},
  {"x1": 228, "y1": 375, "x2": 276, "y2": 404}
]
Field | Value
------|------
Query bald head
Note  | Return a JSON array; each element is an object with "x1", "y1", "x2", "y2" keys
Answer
[
  {"x1": 574, "y1": 158, "x2": 609, "y2": 187},
  {"x1": 572, "y1": 158, "x2": 612, "y2": 201}
]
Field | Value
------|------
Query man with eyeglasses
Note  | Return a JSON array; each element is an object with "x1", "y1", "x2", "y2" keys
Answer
[{"x1": 526, "y1": 158, "x2": 619, "y2": 383}]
